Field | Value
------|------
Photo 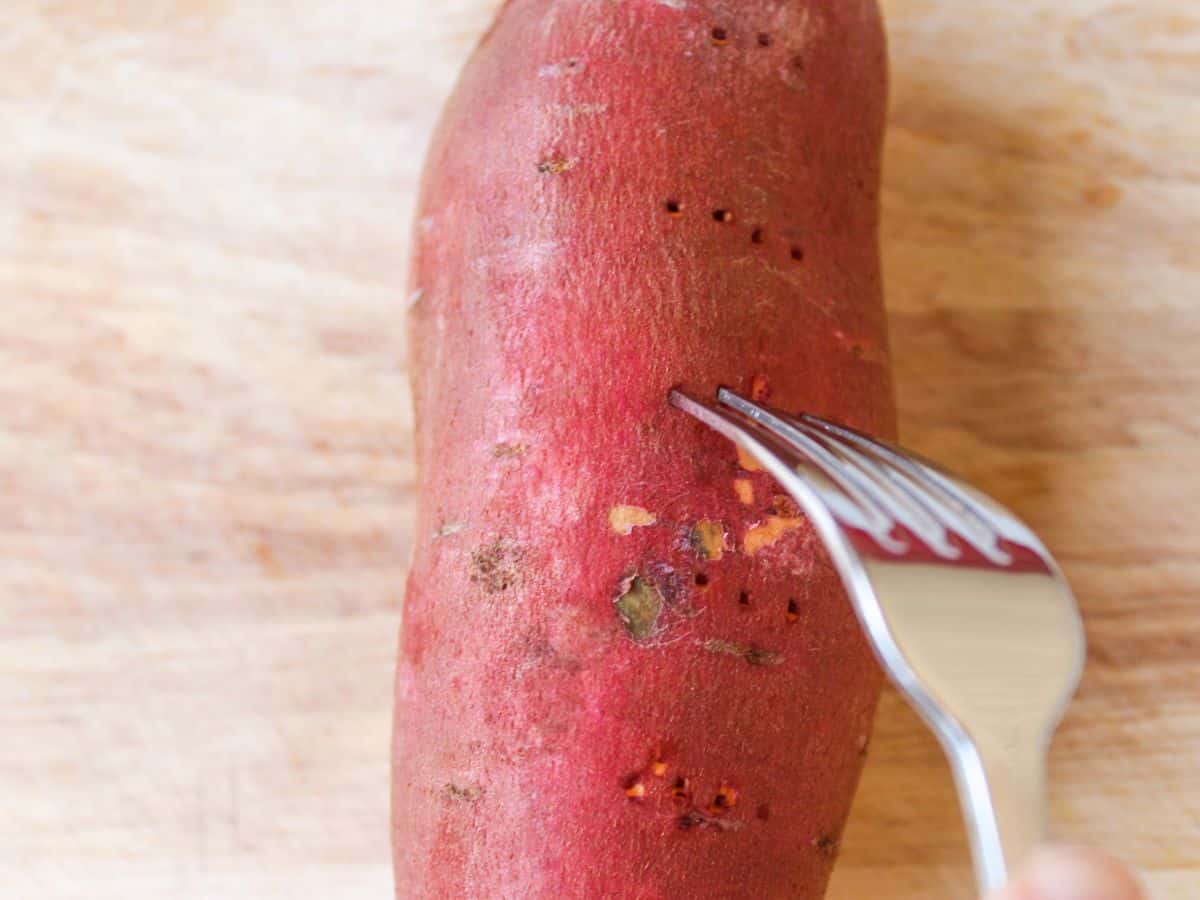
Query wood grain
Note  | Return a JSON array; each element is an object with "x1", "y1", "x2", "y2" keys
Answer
[{"x1": 1, "y1": 1, "x2": 1196, "y2": 897}]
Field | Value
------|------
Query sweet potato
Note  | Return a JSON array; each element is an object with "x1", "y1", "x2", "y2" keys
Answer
[{"x1": 395, "y1": 1, "x2": 894, "y2": 896}]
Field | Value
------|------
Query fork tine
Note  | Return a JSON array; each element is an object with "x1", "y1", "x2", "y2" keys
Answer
[
  {"x1": 711, "y1": 391, "x2": 907, "y2": 538},
  {"x1": 669, "y1": 391, "x2": 898, "y2": 545},
  {"x1": 716, "y1": 389, "x2": 958, "y2": 557},
  {"x1": 779, "y1": 410, "x2": 1004, "y2": 562},
  {"x1": 787, "y1": 416, "x2": 964, "y2": 559},
  {"x1": 798, "y1": 412, "x2": 1042, "y2": 556}
]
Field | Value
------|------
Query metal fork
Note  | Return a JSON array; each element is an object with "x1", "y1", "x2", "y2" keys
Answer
[{"x1": 670, "y1": 388, "x2": 1086, "y2": 894}]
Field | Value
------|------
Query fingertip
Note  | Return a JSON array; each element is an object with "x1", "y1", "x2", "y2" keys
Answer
[{"x1": 997, "y1": 846, "x2": 1145, "y2": 900}]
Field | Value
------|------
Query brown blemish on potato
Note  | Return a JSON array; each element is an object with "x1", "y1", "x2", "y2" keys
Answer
[
  {"x1": 609, "y1": 504, "x2": 657, "y2": 535},
  {"x1": 444, "y1": 782, "x2": 482, "y2": 802},
  {"x1": 615, "y1": 576, "x2": 665, "y2": 641},
  {"x1": 814, "y1": 833, "x2": 842, "y2": 858},
  {"x1": 671, "y1": 775, "x2": 691, "y2": 802},
  {"x1": 702, "y1": 639, "x2": 785, "y2": 667},
  {"x1": 537, "y1": 157, "x2": 576, "y2": 175},
  {"x1": 749, "y1": 373, "x2": 771, "y2": 402},
  {"x1": 786, "y1": 598, "x2": 800, "y2": 622},
  {"x1": 491, "y1": 442, "x2": 527, "y2": 459},
  {"x1": 469, "y1": 539, "x2": 524, "y2": 593},
  {"x1": 744, "y1": 516, "x2": 803, "y2": 554},
  {"x1": 733, "y1": 478, "x2": 755, "y2": 505},
  {"x1": 688, "y1": 520, "x2": 726, "y2": 560},
  {"x1": 736, "y1": 446, "x2": 763, "y2": 472}
]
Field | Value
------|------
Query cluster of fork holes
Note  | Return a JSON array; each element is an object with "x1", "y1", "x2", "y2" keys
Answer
[
  {"x1": 625, "y1": 767, "x2": 746, "y2": 823},
  {"x1": 665, "y1": 199, "x2": 804, "y2": 262},
  {"x1": 694, "y1": 572, "x2": 800, "y2": 622},
  {"x1": 670, "y1": 26, "x2": 805, "y2": 262},
  {"x1": 711, "y1": 26, "x2": 773, "y2": 49}
]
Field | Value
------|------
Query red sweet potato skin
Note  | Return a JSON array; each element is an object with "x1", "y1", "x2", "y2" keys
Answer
[{"x1": 395, "y1": 1, "x2": 893, "y2": 897}]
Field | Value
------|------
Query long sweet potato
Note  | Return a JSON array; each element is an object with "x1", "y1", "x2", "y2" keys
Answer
[{"x1": 395, "y1": 1, "x2": 894, "y2": 896}]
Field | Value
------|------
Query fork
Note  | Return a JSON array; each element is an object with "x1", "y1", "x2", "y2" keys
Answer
[{"x1": 669, "y1": 387, "x2": 1086, "y2": 894}]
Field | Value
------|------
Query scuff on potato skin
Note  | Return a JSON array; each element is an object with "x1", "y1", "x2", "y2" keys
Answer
[
  {"x1": 609, "y1": 504, "x2": 657, "y2": 535},
  {"x1": 688, "y1": 519, "x2": 727, "y2": 560},
  {"x1": 469, "y1": 539, "x2": 524, "y2": 593},
  {"x1": 702, "y1": 638, "x2": 785, "y2": 667},
  {"x1": 615, "y1": 575, "x2": 665, "y2": 642},
  {"x1": 744, "y1": 516, "x2": 805, "y2": 554}
]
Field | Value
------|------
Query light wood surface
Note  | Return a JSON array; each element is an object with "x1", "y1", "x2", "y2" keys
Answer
[{"x1": 2, "y1": 2, "x2": 1197, "y2": 897}]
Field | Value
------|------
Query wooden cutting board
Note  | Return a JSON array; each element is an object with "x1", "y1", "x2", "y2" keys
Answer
[{"x1": 2, "y1": 2, "x2": 1196, "y2": 897}]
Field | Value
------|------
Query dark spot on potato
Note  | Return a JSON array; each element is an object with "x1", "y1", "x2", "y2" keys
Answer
[
  {"x1": 712, "y1": 208, "x2": 733, "y2": 223},
  {"x1": 444, "y1": 782, "x2": 482, "y2": 802},
  {"x1": 814, "y1": 833, "x2": 842, "y2": 858},
  {"x1": 756, "y1": 803, "x2": 771, "y2": 821},
  {"x1": 787, "y1": 598, "x2": 800, "y2": 622},
  {"x1": 757, "y1": 32, "x2": 772, "y2": 47},
  {"x1": 712, "y1": 785, "x2": 739, "y2": 810},
  {"x1": 738, "y1": 591, "x2": 751, "y2": 607},
  {"x1": 694, "y1": 572, "x2": 709, "y2": 587},
  {"x1": 790, "y1": 244, "x2": 805, "y2": 262},
  {"x1": 710, "y1": 26, "x2": 729, "y2": 45},
  {"x1": 665, "y1": 199, "x2": 683, "y2": 216},
  {"x1": 491, "y1": 441, "x2": 527, "y2": 459},
  {"x1": 750, "y1": 227, "x2": 765, "y2": 244},
  {"x1": 537, "y1": 157, "x2": 575, "y2": 175},
  {"x1": 615, "y1": 576, "x2": 665, "y2": 641},
  {"x1": 469, "y1": 539, "x2": 524, "y2": 593},
  {"x1": 745, "y1": 647, "x2": 784, "y2": 666}
]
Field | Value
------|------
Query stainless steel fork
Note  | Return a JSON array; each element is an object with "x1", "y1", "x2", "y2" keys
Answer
[{"x1": 670, "y1": 388, "x2": 1086, "y2": 894}]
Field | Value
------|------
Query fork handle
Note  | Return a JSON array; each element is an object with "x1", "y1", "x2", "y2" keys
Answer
[{"x1": 951, "y1": 733, "x2": 1047, "y2": 893}]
